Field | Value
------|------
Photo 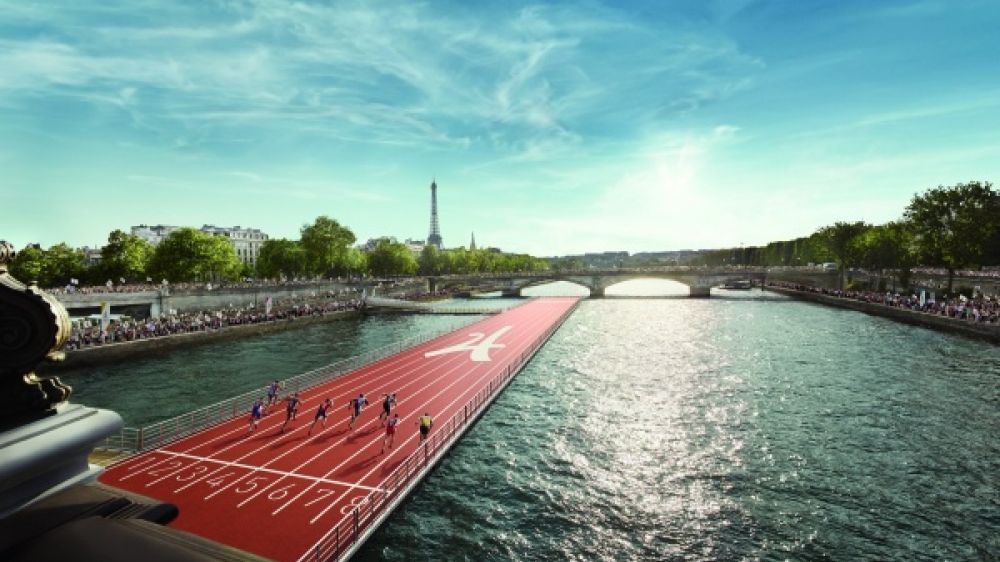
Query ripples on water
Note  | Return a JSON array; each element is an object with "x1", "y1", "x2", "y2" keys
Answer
[
  {"x1": 356, "y1": 282, "x2": 999, "y2": 562},
  {"x1": 69, "y1": 281, "x2": 999, "y2": 560}
]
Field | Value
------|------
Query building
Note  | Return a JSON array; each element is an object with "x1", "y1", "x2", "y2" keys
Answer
[
  {"x1": 130, "y1": 224, "x2": 180, "y2": 246},
  {"x1": 200, "y1": 225, "x2": 269, "y2": 266},
  {"x1": 404, "y1": 238, "x2": 426, "y2": 256},
  {"x1": 130, "y1": 224, "x2": 269, "y2": 266}
]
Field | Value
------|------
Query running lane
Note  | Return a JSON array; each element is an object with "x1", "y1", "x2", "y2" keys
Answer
[{"x1": 99, "y1": 297, "x2": 579, "y2": 561}]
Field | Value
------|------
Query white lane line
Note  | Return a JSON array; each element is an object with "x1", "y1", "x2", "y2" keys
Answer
[
  {"x1": 278, "y1": 306, "x2": 553, "y2": 518},
  {"x1": 116, "y1": 315, "x2": 502, "y2": 480},
  {"x1": 193, "y1": 308, "x2": 535, "y2": 500},
  {"x1": 295, "y1": 300, "x2": 577, "y2": 562},
  {"x1": 154, "y1": 450, "x2": 385, "y2": 492},
  {"x1": 144, "y1": 316, "x2": 513, "y2": 488},
  {"x1": 268, "y1": 309, "x2": 551, "y2": 515}
]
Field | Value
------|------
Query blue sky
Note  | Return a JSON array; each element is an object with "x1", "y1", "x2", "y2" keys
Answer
[{"x1": 2, "y1": 0, "x2": 998, "y2": 256}]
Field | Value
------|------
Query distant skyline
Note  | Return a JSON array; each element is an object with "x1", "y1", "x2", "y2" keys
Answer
[{"x1": 2, "y1": 1, "x2": 998, "y2": 256}]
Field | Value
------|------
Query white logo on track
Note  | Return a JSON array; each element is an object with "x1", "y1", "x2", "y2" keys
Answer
[{"x1": 424, "y1": 326, "x2": 512, "y2": 362}]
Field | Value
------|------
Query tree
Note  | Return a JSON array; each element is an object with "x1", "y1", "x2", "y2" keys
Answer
[
  {"x1": 341, "y1": 247, "x2": 368, "y2": 279},
  {"x1": 817, "y1": 221, "x2": 870, "y2": 289},
  {"x1": 446, "y1": 247, "x2": 471, "y2": 274},
  {"x1": 300, "y1": 216, "x2": 356, "y2": 277},
  {"x1": 147, "y1": 228, "x2": 242, "y2": 282},
  {"x1": 100, "y1": 229, "x2": 153, "y2": 282},
  {"x1": 9, "y1": 244, "x2": 45, "y2": 285},
  {"x1": 257, "y1": 239, "x2": 307, "y2": 279},
  {"x1": 42, "y1": 243, "x2": 88, "y2": 288},
  {"x1": 852, "y1": 222, "x2": 915, "y2": 291},
  {"x1": 367, "y1": 239, "x2": 417, "y2": 276},
  {"x1": 418, "y1": 245, "x2": 446, "y2": 275},
  {"x1": 904, "y1": 181, "x2": 999, "y2": 293}
]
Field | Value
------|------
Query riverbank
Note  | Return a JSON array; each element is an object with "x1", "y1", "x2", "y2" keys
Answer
[
  {"x1": 768, "y1": 286, "x2": 1000, "y2": 343},
  {"x1": 45, "y1": 309, "x2": 363, "y2": 372}
]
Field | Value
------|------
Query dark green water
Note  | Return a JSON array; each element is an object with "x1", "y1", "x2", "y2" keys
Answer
[{"x1": 69, "y1": 283, "x2": 999, "y2": 561}]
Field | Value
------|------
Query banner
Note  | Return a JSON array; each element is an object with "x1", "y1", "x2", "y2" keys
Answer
[{"x1": 265, "y1": 296, "x2": 273, "y2": 315}]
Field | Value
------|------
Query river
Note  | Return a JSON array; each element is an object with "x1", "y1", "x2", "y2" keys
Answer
[{"x1": 66, "y1": 281, "x2": 999, "y2": 561}]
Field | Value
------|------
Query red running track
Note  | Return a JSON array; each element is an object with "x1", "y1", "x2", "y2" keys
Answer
[{"x1": 99, "y1": 297, "x2": 579, "y2": 562}]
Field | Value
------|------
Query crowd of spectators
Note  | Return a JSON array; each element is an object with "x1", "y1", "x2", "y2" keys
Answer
[
  {"x1": 768, "y1": 281, "x2": 1000, "y2": 325},
  {"x1": 50, "y1": 277, "x2": 378, "y2": 296},
  {"x1": 66, "y1": 294, "x2": 363, "y2": 350}
]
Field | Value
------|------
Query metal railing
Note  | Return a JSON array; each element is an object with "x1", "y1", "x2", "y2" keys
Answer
[
  {"x1": 96, "y1": 316, "x2": 484, "y2": 455},
  {"x1": 305, "y1": 299, "x2": 579, "y2": 562}
]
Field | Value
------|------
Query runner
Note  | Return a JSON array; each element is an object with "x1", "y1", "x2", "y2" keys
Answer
[
  {"x1": 381, "y1": 413, "x2": 401, "y2": 453},
  {"x1": 379, "y1": 392, "x2": 396, "y2": 422},
  {"x1": 417, "y1": 412, "x2": 433, "y2": 443},
  {"x1": 308, "y1": 398, "x2": 333, "y2": 435},
  {"x1": 348, "y1": 393, "x2": 369, "y2": 429},
  {"x1": 265, "y1": 380, "x2": 281, "y2": 411},
  {"x1": 280, "y1": 392, "x2": 301, "y2": 433},
  {"x1": 248, "y1": 398, "x2": 264, "y2": 433}
]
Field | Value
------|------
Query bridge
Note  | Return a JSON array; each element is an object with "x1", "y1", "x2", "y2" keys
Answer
[
  {"x1": 428, "y1": 266, "x2": 841, "y2": 298},
  {"x1": 53, "y1": 268, "x2": 846, "y2": 319}
]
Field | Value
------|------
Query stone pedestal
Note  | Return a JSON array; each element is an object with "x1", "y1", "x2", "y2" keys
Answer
[{"x1": 0, "y1": 404, "x2": 123, "y2": 519}]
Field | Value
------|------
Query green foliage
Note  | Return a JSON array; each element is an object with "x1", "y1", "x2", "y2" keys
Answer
[
  {"x1": 44, "y1": 243, "x2": 88, "y2": 286},
  {"x1": 9, "y1": 244, "x2": 87, "y2": 287},
  {"x1": 852, "y1": 222, "x2": 914, "y2": 274},
  {"x1": 300, "y1": 216, "x2": 356, "y2": 276},
  {"x1": 9, "y1": 245, "x2": 46, "y2": 284},
  {"x1": 257, "y1": 239, "x2": 307, "y2": 279},
  {"x1": 341, "y1": 247, "x2": 368, "y2": 277},
  {"x1": 147, "y1": 228, "x2": 242, "y2": 282},
  {"x1": 817, "y1": 221, "x2": 870, "y2": 269},
  {"x1": 367, "y1": 239, "x2": 417, "y2": 276},
  {"x1": 100, "y1": 229, "x2": 153, "y2": 282},
  {"x1": 418, "y1": 245, "x2": 446, "y2": 275},
  {"x1": 417, "y1": 245, "x2": 546, "y2": 275},
  {"x1": 904, "y1": 181, "x2": 999, "y2": 281},
  {"x1": 549, "y1": 256, "x2": 584, "y2": 271}
]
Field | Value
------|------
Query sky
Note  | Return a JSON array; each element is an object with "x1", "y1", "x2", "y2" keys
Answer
[{"x1": 2, "y1": 0, "x2": 999, "y2": 257}]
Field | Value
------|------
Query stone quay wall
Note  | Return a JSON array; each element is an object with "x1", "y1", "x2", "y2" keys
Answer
[
  {"x1": 46, "y1": 310, "x2": 362, "y2": 372},
  {"x1": 769, "y1": 287, "x2": 1000, "y2": 344}
]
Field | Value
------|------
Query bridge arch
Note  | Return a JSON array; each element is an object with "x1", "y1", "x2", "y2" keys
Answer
[
  {"x1": 602, "y1": 278, "x2": 691, "y2": 297},
  {"x1": 517, "y1": 280, "x2": 592, "y2": 297}
]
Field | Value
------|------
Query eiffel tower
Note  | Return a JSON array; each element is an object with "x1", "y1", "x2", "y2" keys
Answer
[{"x1": 427, "y1": 178, "x2": 443, "y2": 249}]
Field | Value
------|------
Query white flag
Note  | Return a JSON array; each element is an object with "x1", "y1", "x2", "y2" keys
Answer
[{"x1": 265, "y1": 296, "x2": 273, "y2": 315}]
